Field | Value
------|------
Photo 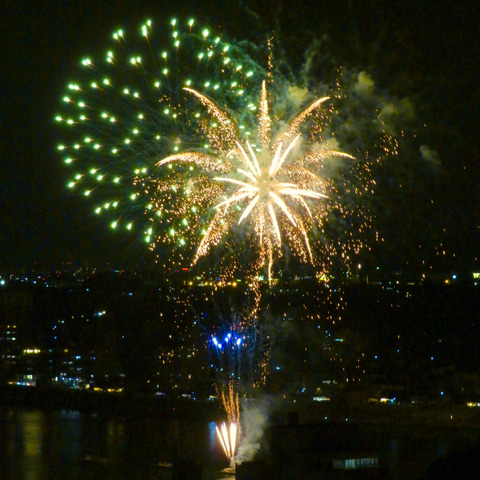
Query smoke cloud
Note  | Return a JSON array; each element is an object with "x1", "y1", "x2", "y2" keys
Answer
[
  {"x1": 236, "y1": 396, "x2": 275, "y2": 463},
  {"x1": 353, "y1": 71, "x2": 375, "y2": 94},
  {"x1": 420, "y1": 145, "x2": 441, "y2": 169}
]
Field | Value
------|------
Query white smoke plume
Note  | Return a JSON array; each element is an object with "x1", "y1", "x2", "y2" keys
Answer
[{"x1": 236, "y1": 396, "x2": 275, "y2": 464}]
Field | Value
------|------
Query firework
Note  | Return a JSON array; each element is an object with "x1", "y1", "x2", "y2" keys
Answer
[
  {"x1": 55, "y1": 17, "x2": 259, "y2": 266},
  {"x1": 211, "y1": 335, "x2": 240, "y2": 467},
  {"x1": 209, "y1": 325, "x2": 262, "y2": 465},
  {"x1": 210, "y1": 329, "x2": 252, "y2": 425},
  {"x1": 155, "y1": 80, "x2": 354, "y2": 282},
  {"x1": 216, "y1": 421, "x2": 237, "y2": 468}
]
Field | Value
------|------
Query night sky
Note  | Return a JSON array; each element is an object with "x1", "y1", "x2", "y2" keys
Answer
[{"x1": 1, "y1": 0, "x2": 478, "y2": 272}]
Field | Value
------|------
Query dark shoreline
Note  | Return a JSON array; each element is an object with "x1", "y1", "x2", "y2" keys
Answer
[{"x1": 2, "y1": 384, "x2": 480, "y2": 431}]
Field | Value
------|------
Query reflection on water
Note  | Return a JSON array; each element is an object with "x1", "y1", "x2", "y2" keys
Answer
[
  {"x1": 209, "y1": 421, "x2": 218, "y2": 451},
  {"x1": 387, "y1": 439, "x2": 398, "y2": 480},
  {"x1": 21, "y1": 411, "x2": 44, "y2": 480},
  {"x1": 0, "y1": 408, "x2": 477, "y2": 480},
  {"x1": 0, "y1": 408, "x2": 228, "y2": 480}
]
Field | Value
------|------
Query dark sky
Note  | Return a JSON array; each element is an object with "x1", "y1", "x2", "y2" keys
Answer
[{"x1": 1, "y1": 0, "x2": 478, "y2": 272}]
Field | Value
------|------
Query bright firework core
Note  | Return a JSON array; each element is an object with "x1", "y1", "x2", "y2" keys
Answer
[
  {"x1": 215, "y1": 135, "x2": 327, "y2": 240},
  {"x1": 212, "y1": 333, "x2": 242, "y2": 348}
]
